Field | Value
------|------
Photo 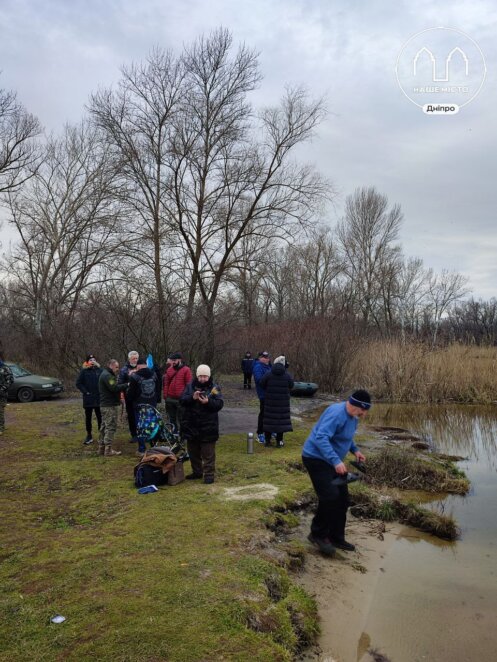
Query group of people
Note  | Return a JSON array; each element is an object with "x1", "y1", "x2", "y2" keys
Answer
[
  {"x1": 3, "y1": 345, "x2": 372, "y2": 555},
  {"x1": 241, "y1": 350, "x2": 372, "y2": 556},
  {"x1": 75, "y1": 351, "x2": 223, "y2": 483},
  {"x1": 241, "y1": 350, "x2": 294, "y2": 447}
]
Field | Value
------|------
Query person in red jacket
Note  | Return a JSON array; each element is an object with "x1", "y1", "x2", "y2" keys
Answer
[{"x1": 162, "y1": 352, "x2": 192, "y2": 432}]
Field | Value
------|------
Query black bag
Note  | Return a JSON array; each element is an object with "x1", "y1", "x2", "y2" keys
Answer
[{"x1": 134, "y1": 463, "x2": 168, "y2": 488}]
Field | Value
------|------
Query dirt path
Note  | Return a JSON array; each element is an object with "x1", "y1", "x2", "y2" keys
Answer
[
  {"x1": 295, "y1": 515, "x2": 402, "y2": 662},
  {"x1": 18, "y1": 381, "x2": 328, "y2": 438}
]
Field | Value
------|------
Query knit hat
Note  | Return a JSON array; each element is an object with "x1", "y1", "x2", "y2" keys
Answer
[
  {"x1": 349, "y1": 389, "x2": 372, "y2": 410},
  {"x1": 196, "y1": 364, "x2": 211, "y2": 377},
  {"x1": 258, "y1": 351, "x2": 269, "y2": 358},
  {"x1": 170, "y1": 352, "x2": 183, "y2": 360},
  {"x1": 86, "y1": 354, "x2": 96, "y2": 362},
  {"x1": 273, "y1": 355, "x2": 286, "y2": 366}
]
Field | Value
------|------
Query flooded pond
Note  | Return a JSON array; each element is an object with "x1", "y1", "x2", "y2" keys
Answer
[{"x1": 353, "y1": 404, "x2": 497, "y2": 662}]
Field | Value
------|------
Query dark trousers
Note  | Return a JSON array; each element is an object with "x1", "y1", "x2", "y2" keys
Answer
[
  {"x1": 257, "y1": 399, "x2": 265, "y2": 434},
  {"x1": 165, "y1": 399, "x2": 180, "y2": 433},
  {"x1": 302, "y1": 456, "x2": 350, "y2": 542},
  {"x1": 187, "y1": 440, "x2": 216, "y2": 479},
  {"x1": 125, "y1": 399, "x2": 137, "y2": 437},
  {"x1": 84, "y1": 406, "x2": 102, "y2": 436},
  {"x1": 265, "y1": 431, "x2": 283, "y2": 444},
  {"x1": 243, "y1": 373, "x2": 252, "y2": 388}
]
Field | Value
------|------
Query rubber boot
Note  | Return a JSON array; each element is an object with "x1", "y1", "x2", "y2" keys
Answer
[
  {"x1": 104, "y1": 446, "x2": 122, "y2": 457},
  {"x1": 98, "y1": 443, "x2": 105, "y2": 456}
]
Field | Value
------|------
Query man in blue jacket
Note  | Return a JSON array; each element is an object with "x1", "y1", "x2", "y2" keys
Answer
[
  {"x1": 252, "y1": 351, "x2": 272, "y2": 444},
  {"x1": 302, "y1": 390, "x2": 370, "y2": 556}
]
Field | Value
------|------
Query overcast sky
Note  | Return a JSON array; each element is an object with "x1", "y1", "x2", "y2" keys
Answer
[{"x1": 1, "y1": 0, "x2": 496, "y2": 298}]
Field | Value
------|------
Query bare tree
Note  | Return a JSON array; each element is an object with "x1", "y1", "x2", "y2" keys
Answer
[
  {"x1": 0, "y1": 85, "x2": 41, "y2": 194},
  {"x1": 393, "y1": 257, "x2": 431, "y2": 340},
  {"x1": 427, "y1": 268, "x2": 470, "y2": 346},
  {"x1": 337, "y1": 187, "x2": 403, "y2": 326},
  {"x1": 89, "y1": 49, "x2": 185, "y2": 357},
  {"x1": 89, "y1": 30, "x2": 328, "y2": 362},
  {"x1": 288, "y1": 226, "x2": 343, "y2": 318},
  {"x1": 167, "y1": 30, "x2": 328, "y2": 360},
  {"x1": 450, "y1": 298, "x2": 497, "y2": 344},
  {"x1": 225, "y1": 232, "x2": 275, "y2": 325},
  {"x1": 5, "y1": 122, "x2": 124, "y2": 359}
]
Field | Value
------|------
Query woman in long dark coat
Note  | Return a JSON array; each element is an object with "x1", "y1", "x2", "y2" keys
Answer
[{"x1": 259, "y1": 355, "x2": 294, "y2": 447}]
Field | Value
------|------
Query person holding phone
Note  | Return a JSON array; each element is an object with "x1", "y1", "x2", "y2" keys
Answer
[{"x1": 179, "y1": 364, "x2": 223, "y2": 484}]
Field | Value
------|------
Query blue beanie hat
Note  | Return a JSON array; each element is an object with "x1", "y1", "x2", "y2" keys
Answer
[{"x1": 349, "y1": 389, "x2": 372, "y2": 410}]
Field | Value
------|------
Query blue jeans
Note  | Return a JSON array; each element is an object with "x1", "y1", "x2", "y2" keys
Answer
[{"x1": 302, "y1": 455, "x2": 350, "y2": 541}]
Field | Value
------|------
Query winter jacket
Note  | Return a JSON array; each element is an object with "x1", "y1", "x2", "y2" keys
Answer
[
  {"x1": 99, "y1": 367, "x2": 128, "y2": 407},
  {"x1": 302, "y1": 402, "x2": 359, "y2": 467},
  {"x1": 118, "y1": 361, "x2": 137, "y2": 403},
  {"x1": 75, "y1": 363, "x2": 102, "y2": 407},
  {"x1": 179, "y1": 377, "x2": 224, "y2": 443},
  {"x1": 118, "y1": 361, "x2": 136, "y2": 385},
  {"x1": 163, "y1": 363, "x2": 192, "y2": 400},
  {"x1": 135, "y1": 447, "x2": 177, "y2": 475},
  {"x1": 253, "y1": 360, "x2": 272, "y2": 400},
  {"x1": 0, "y1": 361, "x2": 14, "y2": 398},
  {"x1": 127, "y1": 367, "x2": 159, "y2": 408},
  {"x1": 259, "y1": 363, "x2": 294, "y2": 433},
  {"x1": 241, "y1": 357, "x2": 254, "y2": 375}
]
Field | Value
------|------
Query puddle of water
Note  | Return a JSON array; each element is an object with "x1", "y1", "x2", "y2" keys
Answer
[{"x1": 354, "y1": 404, "x2": 497, "y2": 662}]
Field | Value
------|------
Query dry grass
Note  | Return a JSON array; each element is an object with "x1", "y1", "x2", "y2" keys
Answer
[
  {"x1": 348, "y1": 445, "x2": 468, "y2": 541},
  {"x1": 350, "y1": 485, "x2": 460, "y2": 540},
  {"x1": 363, "y1": 446, "x2": 470, "y2": 494},
  {"x1": 348, "y1": 342, "x2": 497, "y2": 403}
]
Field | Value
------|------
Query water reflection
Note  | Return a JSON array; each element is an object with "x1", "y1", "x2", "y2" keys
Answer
[
  {"x1": 366, "y1": 404, "x2": 497, "y2": 469},
  {"x1": 353, "y1": 403, "x2": 497, "y2": 662}
]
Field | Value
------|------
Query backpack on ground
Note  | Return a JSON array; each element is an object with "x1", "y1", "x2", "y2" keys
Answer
[{"x1": 134, "y1": 463, "x2": 169, "y2": 488}]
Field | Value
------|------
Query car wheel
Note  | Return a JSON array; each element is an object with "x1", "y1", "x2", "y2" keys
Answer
[{"x1": 17, "y1": 387, "x2": 35, "y2": 403}]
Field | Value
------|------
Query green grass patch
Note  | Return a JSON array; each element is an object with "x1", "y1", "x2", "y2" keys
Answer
[
  {"x1": 0, "y1": 402, "x2": 317, "y2": 661},
  {"x1": 0, "y1": 401, "x2": 470, "y2": 659}
]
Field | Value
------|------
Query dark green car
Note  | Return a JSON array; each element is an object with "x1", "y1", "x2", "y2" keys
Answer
[{"x1": 6, "y1": 363, "x2": 64, "y2": 403}]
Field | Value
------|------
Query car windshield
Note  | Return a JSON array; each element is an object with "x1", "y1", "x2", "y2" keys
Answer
[{"x1": 9, "y1": 364, "x2": 32, "y2": 378}]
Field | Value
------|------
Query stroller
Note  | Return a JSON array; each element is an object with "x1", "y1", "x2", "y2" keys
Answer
[{"x1": 135, "y1": 404, "x2": 188, "y2": 459}]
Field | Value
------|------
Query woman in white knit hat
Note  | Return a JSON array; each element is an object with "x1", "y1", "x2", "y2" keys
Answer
[{"x1": 179, "y1": 364, "x2": 224, "y2": 483}]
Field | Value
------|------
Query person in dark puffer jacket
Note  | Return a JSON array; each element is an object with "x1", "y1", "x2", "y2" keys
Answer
[
  {"x1": 179, "y1": 364, "x2": 223, "y2": 484},
  {"x1": 127, "y1": 358, "x2": 159, "y2": 409},
  {"x1": 126, "y1": 357, "x2": 159, "y2": 455},
  {"x1": 75, "y1": 354, "x2": 103, "y2": 445},
  {"x1": 259, "y1": 355, "x2": 294, "y2": 447}
]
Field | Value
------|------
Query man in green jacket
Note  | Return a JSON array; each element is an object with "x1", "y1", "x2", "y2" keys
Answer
[{"x1": 98, "y1": 359, "x2": 128, "y2": 457}]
